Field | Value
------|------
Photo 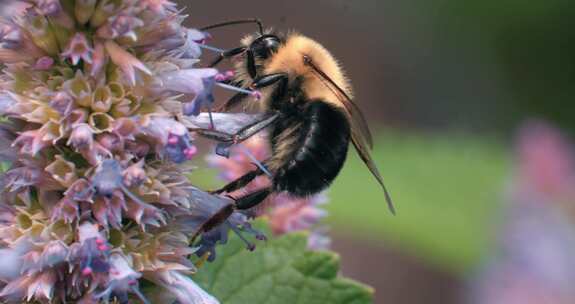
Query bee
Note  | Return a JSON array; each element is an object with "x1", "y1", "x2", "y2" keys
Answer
[{"x1": 193, "y1": 19, "x2": 395, "y2": 229}]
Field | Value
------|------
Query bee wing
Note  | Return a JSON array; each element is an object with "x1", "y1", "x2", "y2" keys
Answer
[
  {"x1": 182, "y1": 112, "x2": 269, "y2": 134},
  {"x1": 305, "y1": 56, "x2": 395, "y2": 213},
  {"x1": 340, "y1": 95, "x2": 374, "y2": 149},
  {"x1": 351, "y1": 131, "x2": 395, "y2": 214},
  {"x1": 303, "y1": 56, "x2": 373, "y2": 149}
]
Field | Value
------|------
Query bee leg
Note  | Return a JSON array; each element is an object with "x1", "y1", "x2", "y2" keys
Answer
[
  {"x1": 209, "y1": 47, "x2": 247, "y2": 67},
  {"x1": 235, "y1": 113, "x2": 280, "y2": 141},
  {"x1": 210, "y1": 167, "x2": 265, "y2": 194},
  {"x1": 251, "y1": 73, "x2": 289, "y2": 90},
  {"x1": 250, "y1": 73, "x2": 289, "y2": 102},
  {"x1": 195, "y1": 203, "x2": 236, "y2": 238},
  {"x1": 232, "y1": 187, "x2": 273, "y2": 210},
  {"x1": 193, "y1": 112, "x2": 280, "y2": 143}
]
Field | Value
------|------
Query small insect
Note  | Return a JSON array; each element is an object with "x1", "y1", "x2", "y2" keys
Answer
[{"x1": 193, "y1": 19, "x2": 395, "y2": 229}]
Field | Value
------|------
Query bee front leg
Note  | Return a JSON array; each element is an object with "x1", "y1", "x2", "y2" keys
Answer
[
  {"x1": 251, "y1": 73, "x2": 289, "y2": 90},
  {"x1": 209, "y1": 46, "x2": 247, "y2": 67},
  {"x1": 192, "y1": 112, "x2": 280, "y2": 144},
  {"x1": 216, "y1": 73, "x2": 288, "y2": 112}
]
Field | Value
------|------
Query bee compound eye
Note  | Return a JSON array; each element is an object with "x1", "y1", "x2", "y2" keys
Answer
[{"x1": 251, "y1": 35, "x2": 280, "y2": 59}]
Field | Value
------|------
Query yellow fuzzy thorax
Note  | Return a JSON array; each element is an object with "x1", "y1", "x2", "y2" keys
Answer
[{"x1": 237, "y1": 33, "x2": 353, "y2": 111}]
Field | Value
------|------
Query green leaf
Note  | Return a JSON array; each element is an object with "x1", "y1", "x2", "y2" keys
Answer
[{"x1": 193, "y1": 224, "x2": 374, "y2": 304}]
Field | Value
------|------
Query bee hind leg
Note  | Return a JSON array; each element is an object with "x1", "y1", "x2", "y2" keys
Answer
[
  {"x1": 232, "y1": 187, "x2": 272, "y2": 210},
  {"x1": 210, "y1": 167, "x2": 265, "y2": 194}
]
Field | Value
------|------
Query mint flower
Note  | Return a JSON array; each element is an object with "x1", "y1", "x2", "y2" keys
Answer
[
  {"x1": 62, "y1": 33, "x2": 93, "y2": 65},
  {"x1": 471, "y1": 121, "x2": 575, "y2": 304},
  {"x1": 0, "y1": 1, "x2": 263, "y2": 302}
]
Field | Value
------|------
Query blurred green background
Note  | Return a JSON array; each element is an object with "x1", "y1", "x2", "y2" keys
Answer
[{"x1": 182, "y1": 0, "x2": 575, "y2": 303}]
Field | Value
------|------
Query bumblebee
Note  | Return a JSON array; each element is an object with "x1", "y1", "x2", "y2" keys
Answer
[{"x1": 193, "y1": 19, "x2": 394, "y2": 231}]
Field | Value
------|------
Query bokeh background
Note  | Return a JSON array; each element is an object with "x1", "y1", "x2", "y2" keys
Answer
[{"x1": 178, "y1": 1, "x2": 575, "y2": 303}]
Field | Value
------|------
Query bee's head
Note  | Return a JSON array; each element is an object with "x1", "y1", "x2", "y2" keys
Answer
[{"x1": 250, "y1": 34, "x2": 281, "y2": 60}]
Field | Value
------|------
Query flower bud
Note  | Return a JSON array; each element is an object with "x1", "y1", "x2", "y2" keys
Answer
[
  {"x1": 96, "y1": 132, "x2": 122, "y2": 152},
  {"x1": 68, "y1": 123, "x2": 94, "y2": 150},
  {"x1": 113, "y1": 117, "x2": 138, "y2": 139},
  {"x1": 126, "y1": 140, "x2": 150, "y2": 158},
  {"x1": 62, "y1": 33, "x2": 93, "y2": 65},
  {"x1": 34, "y1": 56, "x2": 54, "y2": 70},
  {"x1": 49, "y1": 91, "x2": 74, "y2": 115},
  {"x1": 123, "y1": 161, "x2": 146, "y2": 187},
  {"x1": 97, "y1": 13, "x2": 143, "y2": 41}
]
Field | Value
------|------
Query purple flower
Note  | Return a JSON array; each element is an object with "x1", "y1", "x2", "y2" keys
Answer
[
  {"x1": 93, "y1": 254, "x2": 149, "y2": 304},
  {"x1": 0, "y1": 0, "x2": 278, "y2": 302},
  {"x1": 91, "y1": 160, "x2": 125, "y2": 197},
  {"x1": 165, "y1": 133, "x2": 197, "y2": 163},
  {"x1": 158, "y1": 68, "x2": 219, "y2": 115},
  {"x1": 184, "y1": 77, "x2": 217, "y2": 116},
  {"x1": 173, "y1": 186, "x2": 265, "y2": 260},
  {"x1": 71, "y1": 222, "x2": 111, "y2": 276},
  {"x1": 96, "y1": 13, "x2": 144, "y2": 41},
  {"x1": 36, "y1": 0, "x2": 62, "y2": 16},
  {"x1": 68, "y1": 123, "x2": 95, "y2": 150},
  {"x1": 105, "y1": 40, "x2": 152, "y2": 85},
  {"x1": 0, "y1": 23, "x2": 45, "y2": 63},
  {"x1": 471, "y1": 120, "x2": 575, "y2": 304},
  {"x1": 178, "y1": 28, "x2": 210, "y2": 59},
  {"x1": 62, "y1": 33, "x2": 93, "y2": 65},
  {"x1": 34, "y1": 56, "x2": 54, "y2": 70},
  {"x1": 11, "y1": 129, "x2": 51, "y2": 156},
  {"x1": 153, "y1": 271, "x2": 219, "y2": 304},
  {"x1": 141, "y1": 115, "x2": 187, "y2": 146},
  {"x1": 0, "y1": 1, "x2": 31, "y2": 19},
  {"x1": 142, "y1": 0, "x2": 178, "y2": 14},
  {"x1": 123, "y1": 160, "x2": 146, "y2": 187},
  {"x1": 515, "y1": 120, "x2": 575, "y2": 201}
]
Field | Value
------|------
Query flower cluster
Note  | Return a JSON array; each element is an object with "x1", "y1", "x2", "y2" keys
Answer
[
  {"x1": 0, "y1": 1, "x2": 263, "y2": 303},
  {"x1": 471, "y1": 121, "x2": 575, "y2": 304}
]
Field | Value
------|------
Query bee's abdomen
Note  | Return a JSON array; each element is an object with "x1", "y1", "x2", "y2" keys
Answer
[{"x1": 272, "y1": 100, "x2": 350, "y2": 196}]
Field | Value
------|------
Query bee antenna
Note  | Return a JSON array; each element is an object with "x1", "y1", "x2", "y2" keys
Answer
[{"x1": 200, "y1": 18, "x2": 264, "y2": 36}]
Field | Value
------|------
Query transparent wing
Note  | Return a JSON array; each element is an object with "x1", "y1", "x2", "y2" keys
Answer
[
  {"x1": 183, "y1": 112, "x2": 269, "y2": 134},
  {"x1": 303, "y1": 56, "x2": 373, "y2": 148},
  {"x1": 351, "y1": 131, "x2": 395, "y2": 214}
]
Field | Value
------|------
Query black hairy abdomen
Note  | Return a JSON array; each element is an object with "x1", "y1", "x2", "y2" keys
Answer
[{"x1": 271, "y1": 100, "x2": 351, "y2": 196}]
